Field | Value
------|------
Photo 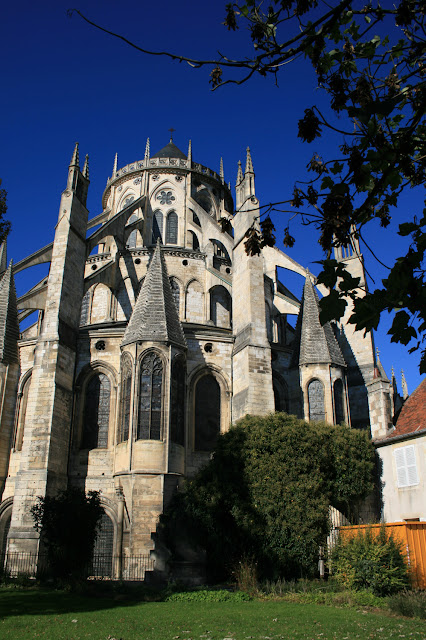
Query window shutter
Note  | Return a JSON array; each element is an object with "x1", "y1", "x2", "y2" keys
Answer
[{"x1": 394, "y1": 445, "x2": 419, "y2": 488}]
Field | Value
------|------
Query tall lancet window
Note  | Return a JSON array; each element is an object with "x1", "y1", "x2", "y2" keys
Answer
[
  {"x1": 152, "y1": 210, "x2": 163, "y2": 244},
  {"x1": 138, "y1": 353, "x2": 163, "y2": 440},
  {"x1": 194, "y1": 374, "x2": 220, "y2": 451},
  {"x1": 126, "y1": 214, "x2": 138, "y2": 249},
  {"x1": 118, "y1": 356, "x2": 132, "y2": 443},
  {"x1": 82, "y1": 373, "x2": 111, "y2": 449},
  {"x1": 333, "y1": 378, "x2": 345, "y2": 425},
  {"x1": 171, "y1": 358, "x2": 185, "y2": 446},
  {"x1": 166, "y1": 211, "x2": 178, "y2": 244},
  {"x1": 308, "y1": 379, "x2": 325, "y2": 423}
]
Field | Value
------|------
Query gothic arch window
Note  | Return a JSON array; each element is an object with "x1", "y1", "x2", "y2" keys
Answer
[
  {"x1": 82, "y1": 373, "x2": 111, "y2": 449},
  {"x1": 90, "y1": 284, "x2": 111, "y2": 324},
  {"x1": 116, "y1": 281, "x2": 132, "y2": 321},
  {"x1": 171, "y1": 358, "x2": 185, "y2": 446},
  {"x1": 0, "y1": 509, "x2": 11, "y2": 566},
  {"x1": 308, "y1": 379, "x2": 325, "y2": 422},
  {"x1": 210, "y1": 285, "x2": 232, "y2": 328},
  {"x1": 80, "y1": 289, "x2": 91, "y2": 326},
  {"x1": 210, "y1": 239, "x2": 230, "y2": 261},
  {"x1": 118, "y1": 356, "x2": 132, "y2": 443},
  {"x1": 138, "y1": 352, "x2": 163, "y2": 440},
  {"x1": 14, "y1": 373, "x2": 32, "y2": 451},
  {"x1": 152, "y1": 210, "x2": 163, "y2": 244},
  {"x1": 169, "y1": 277, "x2": 180, "y2": 316},
  {"x1": 166, "y1": 211, "x2": 178, "y2": 245},
  {"x1": 273, "y1": 376, "x2": 289, "y2": 413},
  {"x1": 120, "y1": 194, "x2": 135, "y2": 211},
  {"x1": 188, "y1": 230, "x2": 200, "y2": 251},
  {"x1": 91, "y1": 510, "x2": 114, "y2": 577},
  {"x1": 333, "y1": 378, "x2": 345, "y2": 425},
  {"x1": 185, "y1": 280, "x2": 204, "y2": 323},
  {"x1": 265, "y1": 303, "x2": 273, "y2": 342},
  {"x1": 194, "y1": 374, "x2": 220, "y2": 451},
  {"x1": 194, "y1": 189, "x2": 215, "y2": 217},
  {"x1": 126, "y1": 213, "x2": 138, "y2": 249}
]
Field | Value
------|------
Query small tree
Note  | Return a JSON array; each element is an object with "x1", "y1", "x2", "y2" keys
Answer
[
  {"x1": 31, "y1": 487, "x2": 103, "y2": 581},
  {"x1": 163, "y1": 413, "x2": 375, "y2": 581}
]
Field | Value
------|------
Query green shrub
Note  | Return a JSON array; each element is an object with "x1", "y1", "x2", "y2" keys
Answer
[
  {"x1": 165, "y1": 589, "x2": 251, "y2": 602},
  {"x1": 332, "y1": 527, "x2": 410, "y2": 596},
  {"x1": 388, "y1": 590, "x2": 426, "y2": 619},
  {"x1": 233, "y1": 559, "x2": 258, "y2": 595}
]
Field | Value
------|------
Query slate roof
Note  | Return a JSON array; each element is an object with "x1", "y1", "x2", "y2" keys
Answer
[
  {"x1": 291, "y1": 274, "x2": 345, "y2": 367},
  {"x1": 382, "y1": 377, "x2": 426, "y2": 440},
  {"x1": 121, "y1": 241, "x2": 186, "y2": 348},
  {"x1": 151, "y1": 141, "x2": 187, "y2": 160},
  {"x1": 0, "y1": 262, "x2": 20, "y2": 364}
]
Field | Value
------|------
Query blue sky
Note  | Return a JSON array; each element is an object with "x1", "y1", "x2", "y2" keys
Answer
[{"x1": 1, "y1": 0, "x2": 424, "y2": 394}]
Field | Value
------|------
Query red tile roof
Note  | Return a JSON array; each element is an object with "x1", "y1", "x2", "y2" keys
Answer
[{"x1": 390, "y1": 377, "x2": 426, "y2": 439}]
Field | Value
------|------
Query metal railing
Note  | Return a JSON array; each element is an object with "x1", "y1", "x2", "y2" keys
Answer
[{"x1": 1, "y1": 552, "x2": 155, "y2": 581}]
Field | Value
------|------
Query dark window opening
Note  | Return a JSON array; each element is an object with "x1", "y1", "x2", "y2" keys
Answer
[
  {"x1": 152, "y1": 210, "x2": 163, "y2": 244},
  {"x1": 118, "y1": 360, "x2": 132, "y2": 443},
  {"x1": 334, "y1": 378, "x2": 345, "y2": 424},
  {"x1": 166, "y1": 211, "x2": 178, "y2": 244},
  {"x1": 194, "y1": 374, "x2": 220, "y2": 451},
  {"x1": 171, "y1": 359, "x2": 185, "y2": 446},
  {"x1": 82, "y1": 373, "x2": 111, "y2": 449}
]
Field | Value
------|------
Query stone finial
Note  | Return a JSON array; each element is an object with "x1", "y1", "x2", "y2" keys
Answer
[
  {"x1": 236, "y1": 160, "x2": 243, "y2": 186},
  {"x1": 245, "y1": 146, "x2": 254, "y2": 174},
  {"x1": 144, "y1": 138, "x2": 150, "y2": 162},
  {"x1": 69, "y1": 142, "x2": 80, "y2": 168},
  {"x1": 220, "y1": 157, "x2": 224, "y2": 182},
  {"x1": 401, "y1": 369, "x2": 409, "y2": 400},
  {"x1": 82, "y1": 154, "x2": 89, "y2": 180},
  {"x1": 187, "y1": 139, "x2": 192, "y2": 164},
  {"x1": 113, "y1": 152, "x2": 118, "y2": 175}
]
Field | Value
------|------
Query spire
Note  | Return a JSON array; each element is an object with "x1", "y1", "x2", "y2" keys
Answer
[
  {"x1": 375, "y1": 347, "x2": 389, "y2": 381},
  {"x1": 0, "y1": 261, "x2": 19, "y2": 364},
  {"x1": 291, "y1": 273, "x2": 345, "y2": 367},
  {"x1": 113, "y1": 152, "x2": 118, "y2": 176},
  {"x1": 0, "y1": 240, "x2": 7, "y2": 276},
  {"x1": 82, "y1": 154, "x2": 89, "y2": 180},
  {"x1": 187, "y1": 139, "x2": 192, "y2": 164},
  {"x1": 220, "y1": 157, "x2": 224, "y2": 183},
  {"x1": 144, "y1": 138, "x2": 150, "y2": 162},
  {"x1": 69, "y1": 142, "x2": 80, "y2": 168},
  {"x1": 236, "y1": 160, "x2": 243, "y2": 185},
  {"x1": 122, "y1": 241, "x2": 186, "y2": 348},
  {"x1": 245, "y1": 146, "x2": 254, "y2": 174},
  {"x1": 401, "y1": 369, "x2": 409, "y2": 399}
]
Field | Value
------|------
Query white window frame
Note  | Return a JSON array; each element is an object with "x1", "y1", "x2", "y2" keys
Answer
[{"x1": 394, "y1": 444, "x2": 419, "y2": 488}]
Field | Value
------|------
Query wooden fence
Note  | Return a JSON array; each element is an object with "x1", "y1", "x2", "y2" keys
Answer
[{"x1": 338, "y1": 522, "x2": 426, "y2": 589}]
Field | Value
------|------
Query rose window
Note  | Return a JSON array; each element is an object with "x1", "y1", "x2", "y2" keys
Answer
[{"x1": 157, "y1": 191, "x2": 175, "y2": 205}]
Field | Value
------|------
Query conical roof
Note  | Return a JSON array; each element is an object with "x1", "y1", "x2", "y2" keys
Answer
[
  {"x1": 151, "y1": 141, "x2": 187, "y2": 160},
  {"x1": 122, "y1": 242, "x2": 186, "y2": 348},
  {"x1": 0, "y1": 262, "x2": 20, "y2": 364},
  {"x1": 291, "y1": 274, "x2": 345, "y2": 367}
]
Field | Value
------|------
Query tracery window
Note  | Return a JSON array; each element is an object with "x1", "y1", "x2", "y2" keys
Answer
[
  {"x1": 308, "y1": 379, "x2": 325, "y2": 422},
  {"x1": 80, "y1": 289, "x2": 91, "y2": 326},
  {"x1": 333, "y1": 379, "x2": 345, "y2": 425},
  {"x1": 152, "y1": 210, "x2": 163, "y2": 243},
  {"x1": 91, "y1": 511, "x2": 114, "y2": 577},
  {"x1": 82, "y1": 373, "x2": 111, "y2": 449},
  {"x1": 118, "y1": 357, "x2": 132, "y2": 443},
  {"x1": 138, "y1": 353, "x2": 163, "y2": 440},
  {"x1": 166, "y1": 211, "x2": 178, "y2": 244},
  {"x1": 170, "y1": 278, "x2": 180, "y2": 315},
  {"x1": 171, "y1": 358, "x2": 185, "y2": 446},
  {"x1": 194, "y1": 374, "x2": 220, "y2": 451},
  {"x1": 126, "y1": 213, "x2": 138, "y2": 249}
]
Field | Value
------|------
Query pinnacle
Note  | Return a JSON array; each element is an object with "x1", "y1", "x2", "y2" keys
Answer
[
  {"x1": 144, "y1": 138, "x2": 150, "y2": 161},
  {"x1": 82, "y1": 154, "x2": 89, "y2": 179},
  {"x1": 245, "y1": 146, "x2": 254, "y2": 174},
  {"x1": 69, "y1": 142, "x2": 80, "y2": 168},
  {"x1": 236, "y1": 160, "x2": 243, "y2": 185},
  {"x1": 113, "y1": 152, "x2": 118, "y2": 175}
]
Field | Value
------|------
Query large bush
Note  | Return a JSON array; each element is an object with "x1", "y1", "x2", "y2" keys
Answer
[
  {"x1": 332, "y1": 527, "x2": 410, "y2": 596},
  {"x1": 31, "y1": 487, "x2": 103, "y2": 580},
  {"x1": 163, "y1": 413, "x2": 375, "y2": 581}
]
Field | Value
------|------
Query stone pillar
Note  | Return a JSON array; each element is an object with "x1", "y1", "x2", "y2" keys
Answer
[
  {"x1": 8, "y1": 151, "x2": 89, "y2": 555},
  {"x1": 366, "y1": 374, "x2": 392, "y2": 439}
]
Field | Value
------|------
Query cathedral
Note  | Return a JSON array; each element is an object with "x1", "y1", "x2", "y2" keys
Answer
[{"x1": 0, "y1": 138, "x2": 399, "y2": 579}]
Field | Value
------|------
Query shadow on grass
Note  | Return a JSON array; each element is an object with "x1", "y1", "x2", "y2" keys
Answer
[{"x1": 0, "y1": 584, "x2": 161, "y2": 619}]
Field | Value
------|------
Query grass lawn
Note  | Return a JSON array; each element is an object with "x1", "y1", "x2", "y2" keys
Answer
[{"x1": 0, "y1": 588, "x2": 424, "y2": 640}]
